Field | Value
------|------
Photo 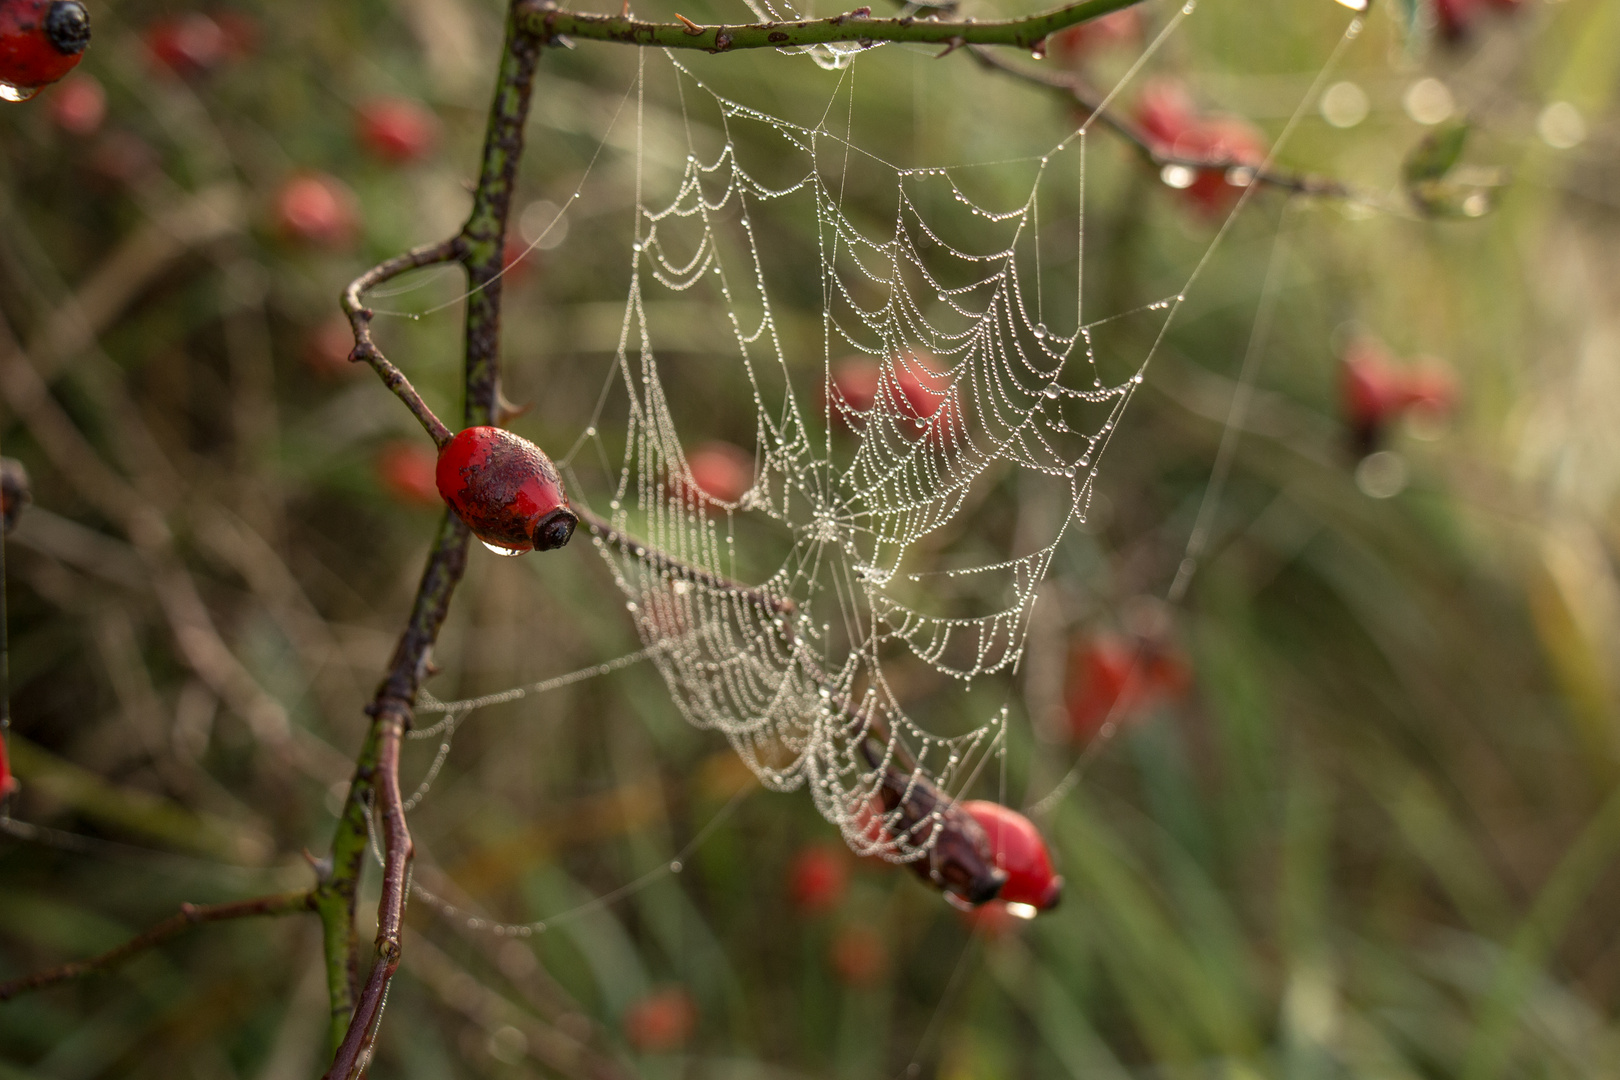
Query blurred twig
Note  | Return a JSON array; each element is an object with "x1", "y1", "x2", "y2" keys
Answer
[
  {"x1": 0, "y1": 890, "x2": 313, "y2": 1002},
  {"x1": 966, "y1": 47, "x2": 1353, "y2": 200}
]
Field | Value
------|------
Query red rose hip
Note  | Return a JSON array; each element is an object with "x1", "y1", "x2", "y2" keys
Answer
[
  {"x1": 435, "y1": 426, "x2": 577, "y2": 555},
  {"x1": 0, "y1": 0, "x2": 90, "y2": 100},
  {"x1": 356, "y1": 96, "x2": 439, "y2": 164},
  {"x1": 960, "y1": 800, "x2": 1063, "y2": 914}
]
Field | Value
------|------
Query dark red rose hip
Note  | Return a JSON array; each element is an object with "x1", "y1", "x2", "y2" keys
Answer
[
  {"x1": 960, "y1": 800, "x2": 1063, "y2": 914},
  {"x1": 0, "y1": 0, "x2": 90, "y2": 100},
  {"x1": 435, "y1": 426, "x2": 577, "y2": 555}
]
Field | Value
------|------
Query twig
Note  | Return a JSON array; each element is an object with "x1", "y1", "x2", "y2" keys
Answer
[
  {"x1": 966, "y1": 46, "x2": 1351, "y2": 199},
  {"x1": 0, "y1": 891, "x2": 313, "y2": 1002},
  {"x1": 324, "y1": 705, "x2": 411, "y2": 1079},
  {"x1": 342, "y1": 239, "x2": 464, "y2": 448},
  {"x1": 523, "y1": 0, "x2": 1145, "y2": 52}
]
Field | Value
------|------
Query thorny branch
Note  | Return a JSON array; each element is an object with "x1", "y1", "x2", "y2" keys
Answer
[{"x1": 522, "y1": 0, "x2": 1144, "y2": 52}]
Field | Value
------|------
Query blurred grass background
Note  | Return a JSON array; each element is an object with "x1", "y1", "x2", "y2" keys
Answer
[{"x1": 3, "y1": 0, "x2": 1620, "y2": 1075}]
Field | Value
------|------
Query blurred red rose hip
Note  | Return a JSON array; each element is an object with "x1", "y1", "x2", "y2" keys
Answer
[
  {"x1": 302, "y1": 315, "x2": 360, "y2": 379},
  {"x1": 623, "y1": 987, "x2": 696, "y2": 1053},
  {"x1": 45, "y1": 71, "x2": 101, "y2": 132},
  {"x1": 356, "y1": 96, "x2": 439, "y2": 164},
  {"x1": 376, "y1": 440, "x2": 439, "y2": 508},
  {"x1": 145, "y1": 12, "x2": 228, "y2": 75},
  {"x1": 830, "y1": 923, "x2": 888, "y2": 987},
  {"x1": 686, "y1": 440, "x2": 754, "y2": 505},
  {"x1": 274, "y1": 172, "x2": 360, "y2": 249},
  {"x1": 788, "y1": 844, "x2": 849, "y2": 914}
]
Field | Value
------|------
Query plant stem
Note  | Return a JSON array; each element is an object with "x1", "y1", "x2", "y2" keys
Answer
[
  {"x1": 522, "y1": 0, "x2": 1144, "y2": 52},
  {"x1": 461, "y1": 12, "x2": 543, "y2": 429}
]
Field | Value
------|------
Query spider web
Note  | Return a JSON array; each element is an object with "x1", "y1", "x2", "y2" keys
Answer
[
  {"x1": 396, "y1": 0, "x2": 1366, "y2": 886},
  {"x1": 554, "y1": 5, "x2": 1244, "y2": 865}
]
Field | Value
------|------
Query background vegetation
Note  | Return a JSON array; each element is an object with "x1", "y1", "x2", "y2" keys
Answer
[{"x1": 3, "y1": 0, "x2": 1619, "y2": 1075}]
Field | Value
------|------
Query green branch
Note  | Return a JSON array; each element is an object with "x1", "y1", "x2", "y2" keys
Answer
[{"x1": 521, "y1": 0, "x2": 1144, "y2": 52}]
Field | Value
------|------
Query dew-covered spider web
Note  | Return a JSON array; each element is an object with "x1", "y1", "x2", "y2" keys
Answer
[
  {"x1": 533, "y1": 6, "x2": 1364, "y2": 868},
  {"x1": 388, "y1": 0, "x2": 1369, "y2": 918}
]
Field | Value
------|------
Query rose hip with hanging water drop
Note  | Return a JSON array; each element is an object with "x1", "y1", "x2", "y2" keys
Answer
[
  {"x1": 435, "y1": 426, "x2": 577, "y2": 555},
  {"x1": 0, "y1": 0, "x2": 89, "y2": 101},
  {"x1": 960, "y1": 800, "x2": 1063, "y2": 913}
]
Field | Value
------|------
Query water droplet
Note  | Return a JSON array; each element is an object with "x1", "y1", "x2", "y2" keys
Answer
[
  {"x1": 1538, "y1": 101, "x2": 1586, "y2": 149},
  {"x1": 1005, "y1": 901, "x2": 1039, "y2": 920},
  {"x1": 585, "y1": 426, "x2": 597, "y2": 437},
  {"x1": 1033, "y1": 323, "x2": 1047, "y2": 340},
  {"x1": 687, "y1": 154, "x2": 696, "y2": 162},
  {"x1": 1043, "y1": 384, "x2": 1061, "y2": 398},
  {"x1": 1159, "y1": 164, "x2": 1196, "y2": 190},
  {"x1": 609, "y1": 499, "x2": 621, "y2": 510},
  {"x1": 1131, "y1": 373, "x2": 1144, "y2": 384},
  {"x1": 626, "y1": 601, "x2": 639, "y2": 612},
  {"x1": 1355, "y1": 450, "x2": 1408, "y2": 499},
  {"x1": 669, "y1": 859, "x2": 683, "y2": 873},
  {"x1": 0, "y1": 82, "x2": 40, "y2": 103},
  {"x1": 1320, "y1": 80, "x2": 1369, "y2": 129},
  {"x1": 1079, "y1": 455, "x2": 1091, "y2": 467},
  {"x1": 1403, "y1": 77, "x2": 1454, "y2": 126},
  {"x1": 632, "y1": 241, "x2": 643, "y2": 252},
  {"x1": 1225, "y1": 166, "x2": 1255, "y2": 187},
  {"x1": 481, "y1": 540, "x2": 525, "y2": 557}
]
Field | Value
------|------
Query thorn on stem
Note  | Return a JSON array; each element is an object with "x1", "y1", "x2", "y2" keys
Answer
[
  {"x1": 675, "y1": 12, "x2": 704, "y2": 34},
  {"x1": 935, "y1": 35, "x2": 965, "y2": 58}
]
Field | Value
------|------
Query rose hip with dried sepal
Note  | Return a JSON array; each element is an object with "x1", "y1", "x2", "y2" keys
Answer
[
  {"x1": 960, "y1": 800, "x2": 1063, "y2": 914},
  {"x1": 435, "y1": 426, "x2": 577, "y2": 555},
  {"x1": 0, "y1": 0, "x2": 90, "y2": 101}
]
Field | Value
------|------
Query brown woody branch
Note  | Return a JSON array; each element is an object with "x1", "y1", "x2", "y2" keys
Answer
[
  {"x1": 0, "y1": 891, "x2": 313, "y2": 1002},
  {"x1": 341, "y1": 239, "x2": 465, "y2": 449}
]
